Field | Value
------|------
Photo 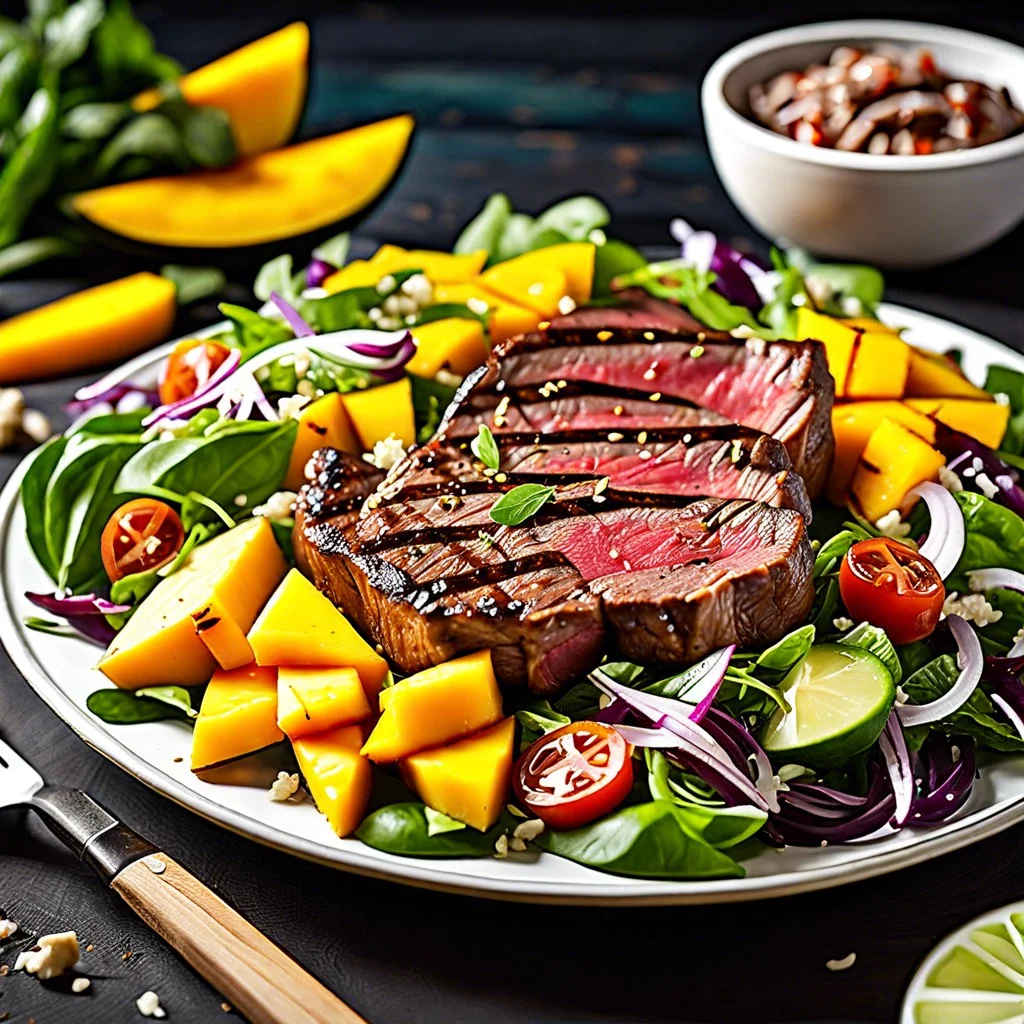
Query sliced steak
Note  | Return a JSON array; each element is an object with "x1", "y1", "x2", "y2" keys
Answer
[{"x1": 480, "y1": 324, "x2": 833, "y2": 497}]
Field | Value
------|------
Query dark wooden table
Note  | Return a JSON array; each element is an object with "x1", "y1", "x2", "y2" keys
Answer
[{"x1": 4, "y1": 6, "x2": 1024, "y2": 1023}]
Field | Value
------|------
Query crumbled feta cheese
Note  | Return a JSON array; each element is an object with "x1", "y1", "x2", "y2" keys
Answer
[
  {"x1": 301, "y1": 287, "x2": 328, "y2": 301},
  {"x1": 804, "y1": 274, "x2": 834, "y2": 308},
  {"x1": 20, "y1": 408, "x2": 52, "y2": 443},
  {"x1": 874, "y1": 509, "x2": 911, "y2": 539},
  {"x1": 277, "y1": 393, "x2": 311, "y2": 420},
  {"x1": 994, "y1": 392, "x2": 1011, "y2": 406},
  {"x1": 72, "y1": 978, "x2": 91, "y2": 993},
  {"x1": 832, "y1": 616, "x2": 854, "y2": 632},
  {"x1": 18, "y1": 931, "x2": 80, "y2": 980},
  {"x1": 434, "y1": 369, "x2": 463, "y2": 389},
  {"x1": 840, "y1": 296, "x2": 864, "y2": 317},
  {"x1": 729, "y1": 324, "x2": 760, "y2": 339},
  {"x1": 557, "y1": 295, "x2": 577, "y2": 315},
  {"x1": 137, "y1": 990, "x2": 167, "y2": 1018},
  {"x1": 976, "y1": 471, "x2": 1000, "y2": 500},
  {"x1": 943, "y1": 591, "x2": 1003, "y2": 627},
  {"x1": 296, "y1": 379, "x2": 317, "y2": 398},
  {"x1": 1015, "y1": 626, "x2": 1024, "y2": 647},
  {"x1": 938, "y1": 463, "x2": 963, "y2": 493},
  {"x1": 400, "y1": 273, "x2": 433, "y2": 307},
  {"x1": 509, "y1": 836, "x2": 528, "y2": 852},
  {"x1": 362, "y1": 434, "x2": 407, "y2": 471},
  {"x1": 512, "y1": 818, "x2": 545, "y2": 843},
  {"x1": 232, "y1": 493, "x2": 247, "y2": 508},
  {"x1": 253, "y1": 490, "x2": 297, "y2": 520},
  {"x1": 825, "y1": 953, "x2": 856, "y2": 972},
  {"x1": 493, "y1": 834, "x2": 509, "y2": 859},
  {"x1": 367, "y1": 306, "x2": 382, "y2": 322},
  {"x1": 376, "y1": 274, "x2": 397, "y2": 295},
  {"x1": 0, "y1": 918, "x2": 17, "y2": 939},
  {"x1": 0, "y1": 388, "x2": 29, "y2": 449},
  {"x1": 466, "y1": 297, "x2": 491, "y2": 316},
  {"x1": 269, "y1": 771, "x2": 301, "y2": 802}
]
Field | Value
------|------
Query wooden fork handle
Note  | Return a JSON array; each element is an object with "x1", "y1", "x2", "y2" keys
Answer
[{"x1": 111, "y1": 853, "x2": 366, "y2": 1024}]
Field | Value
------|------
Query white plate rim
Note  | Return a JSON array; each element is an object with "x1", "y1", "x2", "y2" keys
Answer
[{"x1": 4, "y1": 301, "x2": 1024, "y2": 906}]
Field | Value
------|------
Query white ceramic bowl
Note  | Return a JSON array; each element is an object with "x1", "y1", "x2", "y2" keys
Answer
[{"x1": 701, "y1": 20, "x2": 1024, "y2": 268}]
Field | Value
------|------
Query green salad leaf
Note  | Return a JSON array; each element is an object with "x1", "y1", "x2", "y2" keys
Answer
[
  {"x1": 355, "y1": 803, "x2": 510, "y2": 857},
  {"x1": 86, "y1": 685, "x2": 197, "y2": 725},
  {"x1": 985, "y1": 364, "x2": 1024, "y2": 455}
]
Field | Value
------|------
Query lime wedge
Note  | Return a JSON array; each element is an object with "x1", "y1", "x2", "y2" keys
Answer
[
  {"x1": 759, "y1": 644, "x2": 895, "y2": 769},
  {"x1": 903, "y1": 909, "x2": 1024, "y2": 1024}
]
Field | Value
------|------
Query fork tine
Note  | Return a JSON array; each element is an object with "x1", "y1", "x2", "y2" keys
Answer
[{"x1": 0, "y1": 736, "x2": 44, "y2": 806}]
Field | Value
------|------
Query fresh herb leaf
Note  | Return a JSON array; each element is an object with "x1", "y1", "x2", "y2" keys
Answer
[
  {"x1": 86, "y1": 686, "x2": 196, "y2": 725},
  {"x1": 756, "y1": 624, "x2": 816, "y2": 672},
  {"x1": 592, "y1": 238, "x2": 646, "y2": 297},
  {"x1": 535, "y1": 195, "x2": 610, "y2": 242},
  {"x1": 489, "y1": 483, "x2": 556, "y2": 527},
  {"x1": 356, "y1": 802, "x2": 511, "y2": 857},
  {"x1": 471, "y1": 423, "x2": 500, "y2": 471}
]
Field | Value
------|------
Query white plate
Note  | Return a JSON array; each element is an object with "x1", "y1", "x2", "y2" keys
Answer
[{"x1": 3, "y1": 302, "x2": 1024, "y2": 906}]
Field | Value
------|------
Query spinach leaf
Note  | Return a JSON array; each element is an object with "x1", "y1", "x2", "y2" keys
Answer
[
  {"x1": 813, "y1": 527, "x2": 869, "y2": 577},
  {"x1": 535, "y1": 195, "x2": 609, "y2": 242},
  {"x1": 86, "y1": 686, "x2": 195, "y2": 725},
  {"x1": 592, "y1": 238, "x2": 646, "y2": 297},
  {"x1": 536, "y1": 801, "x2": 744, "y2": 879},
  {"x1": 20, "y1": 433, "x2": 68, "y2": 580},
  {"x1": 411, "y1": 302, "x2": 488, "y2": 329},
  {"x1": 94, "y1": 111, "x2": 186, "y2": 179},
  {"x1": 756, "y1": 624, "x2": 816, "y2": 673},
  {"x1": 174, "y1": 101, "x2": 234, "y2": 168},
  {"x1": 838, "y1": 622, "x2": 902, "y2": 684},
  {"x1": 61, "y1": 100, "x2": 127, "y2": 139},
  {"x1": 810, "y1": 575, "x2": 839, "y2": 634},
  {"x1": 454, "y1": 192, "x2": 511, "y2": 261},
  {"x1": 90, "y1": 0, "x2": 179, "y2": 94},
  {"x1": 801, "y1": 261, "x2": 885, "y2": 316},
  {"x1": 218, "y1": 302, "x2": 292, "y2": 357},
  {"x1": 253, "y1": 252, "x2": 298, "y2": 304},
  {"x1": 514, "y1": 699, "x2": 570, "y2": 750},
  {"x1": 136, "y1": 685, "x2": 197, "y2": 719},
  {"x1": 551, "y1": 681, "x2": 601, "y2": 719},
  {"x1": 0, "y1": 234, "x2": 77, "y2": 278},
  {"x1": 356, "y1": 802, "x2": 509, "y2": 857},
  {"x1": 594, "y1": 661, "x2": 647, "y2": 686},
  {"x1": 42, "y1": 0, "x2": 104, "y2": 71},
  {"x1": 757, "y1": 265, "x2": 808, "y2": 339},
  {"x1": 489, "y1": 483, "x2": 556, "y2": 526},
  {"x1": 313, "y1": 231, "x2": 349, "y2": 267},
  {"x1": 950, "y1": 491, "x2": 1024, "y2": 584},
  {"x1": 985, "y1": 364, "x2": 1024, "y2": 455}
]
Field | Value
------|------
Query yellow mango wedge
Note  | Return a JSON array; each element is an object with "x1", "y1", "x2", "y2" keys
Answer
[
  {"x1": 485, "y1": 243, "x2": 595, "y2": 305},
  {"x1": 320, "y1": 260, "x2": 385, "y2": 294},
  {"x1": 284, "y1": 392, "x2": 361, "y2": 489},
  {"x1": 277, "y1": 666, "x2": 372, "y2": 741},
  {"x1": 480, "y1": 262, "x2": 568, "y2": 317},
  {"x1": 0, "y1": 273, "x2": 176, "y2": 384},
  {"x1": 796, "y1": 307, "x2": 859, "y2": 397},
  {"x1": 845, "y1": 328, "x2": 911, "y2": 398},
  {"x1": 193, "y1": 593, "x2": 255, "y2": 671},
  {"x1": 99, "y1": 517, "x2": 286, "y2": 689},
  {"x1": 134, "y1": 23, "x2": 309, "y2": 158},
  {"x1": 851, "y1": 418, "x2": 946, "y2": 522},
  {"x1": 905, "y1": 397, "x2": 1009, "y2": 449},
  {"x1": 402, "y1": 717, "x2": 516, "y2": 831},
  {"x1": 829, "y1": 401, "x2": 937, "y2": 505},
  {"x1": 432, "y1": 283, "x2": 539, "y2": 344},
  {"x1": 248, "y1": 569, "x2": 389, "y2": 696},
  {"x1": 368, "y1": 245, "x2": 488, "y2": 283},
  {"x1": 340, "y1": 377, "x2": 415, "y2": 449},
  {"x1": 191, "y1": 664, "x2": 283, "y2": 772},
  {"x1": 905, "y1": 347, "x2": 990, "y2": 399},
  {"x1": 407, "y1": 317, "x2": 489, "y2": 378},
  {"x1": 361, "y1": 650, "x2": 502, "y2": 763},
  {"x1": 293, "y1": 725, "x2": 372, "y2": 837}
]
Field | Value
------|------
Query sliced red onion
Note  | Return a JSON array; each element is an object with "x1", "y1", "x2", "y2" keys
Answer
[
  {"x1": 992, "y1": 693, "x2": 1024, "y2": 740},
  {"x1": 967, "y1": 567, "x2": 1024, "y2": 595},
  {"x1": 669, "y1": 217, "x2": 765, "y2": 309},
  {"x1": 142, "y1": 347, "x2": 240, "y2": 427},
  {"x1": 613, "y1": 724, "x2": 690, "y2": 748},
  {"x1": 25, "y1": 591, "x2": 131, "y2": 646},
  {"x1": 306, "y1": 258, "x2": 335, "y2": 290},
  {"x1": 895, "y1": 615, "x2": 983, "y2": 727},
  {"x1": 906, "y1": 736, "x2": 976, "y2": 826},
  {"x1": 270, "y1": 292, "x2": 315, "y2": 339},
  {"x1": 66, "y1": 382, "x2": 159, "y2": 418},
  {"x1": 908, "y1": 481, "x2": 964, "y2": 580},
  {"x1": 878, "y1": 711, "x2": 913, "y2": 826}
]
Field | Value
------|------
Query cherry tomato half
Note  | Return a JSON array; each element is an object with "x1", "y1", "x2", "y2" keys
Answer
[
  {"x1": 838, "y1": 537, "x2": 945, "y2": 645},
  {"x1": 159, "y1": 338, "x2": 232, "y2": 406},
  {"x1": 101, "y1": 499, "x2": 185, "y2": 583},
  {"x1": 513, "y1": 721, "x2": 633, "y2": 830}
]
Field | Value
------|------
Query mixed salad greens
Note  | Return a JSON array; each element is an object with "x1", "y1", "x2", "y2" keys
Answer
[{"x1": 18, "y1": 192, "x2": 1024, "y2": 882}]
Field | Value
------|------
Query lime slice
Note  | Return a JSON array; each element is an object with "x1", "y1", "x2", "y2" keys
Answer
[
  {"x1": 759, "y1": 644, "x2": 895, "y2": 769},
  {"x1": 902, "y1": 904, "x2": 1024, "y2": 1024}
]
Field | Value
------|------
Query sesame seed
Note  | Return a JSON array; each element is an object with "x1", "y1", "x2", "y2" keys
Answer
[
  {"x1": 495, "y1": 472, "x2": 508, "y2": 483},
  {"x1": 643, "y1": 331, "x2": 655, "y2": 341},
  {"x1": 637, "y1": 430, "x2": 648, "y2": 444},
  {"x1": 638, "y1": 450, "x2": 652, "y2": 460},
  {"x1": 649, "y1": 392, "x2": 662, "y2": 402},
  {"x1": 495, "y1": 396, "x2": 510, "y2": 416},
  {"x1": 609, "y1": 548, "x2": 619, "y2": 559},
  {"x1": 594, "y1": 476, "x2": 610, "y2": 495},
  {"x1": 622, "y1": 560, "x2": 632, "y2": 570},
  {"x1": 493, "y1": 415, "x2": 506, "y2": 427},
  {"x1": 597, "y1": 330, "x2": 613, "y2": 341},
  {"x1": 690, "y1": 345, "x2": 705, "y2": 358},
  {"x1": 537, "y1": 321, "x2": 551, "y2": 330},
  {"x1": 607, "y1": 432, "x2": 624, "y2": 442},
  {"x1": 613, "y1": 405, "x2": 624, "y2": 415},
  {"x1": 642, "y1": 368, "x2": 657, "y2": 381},
  {"x1": 697, "y1": 332, "x2": 706, "y2": 342}
]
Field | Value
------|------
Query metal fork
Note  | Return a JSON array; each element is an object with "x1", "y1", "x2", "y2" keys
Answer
[{"x1": 0, "y1": 736, "x2": 365, "y2": 1024}]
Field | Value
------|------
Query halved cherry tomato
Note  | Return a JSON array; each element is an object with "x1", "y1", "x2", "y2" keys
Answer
[
  {"x1": 513, "y1": 721, "x2": 633, "y2": 830},
  {"x1": 101, "y1": 499, "x2": 185, "y2": 583},
  {"x1": 159, "y1": 338, "x2": 232, "y2": 406},
  {"x1": 838, "y1": 536, "x2": 945, "y2": 645}
]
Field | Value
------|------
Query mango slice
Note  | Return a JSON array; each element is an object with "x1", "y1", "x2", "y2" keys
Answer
[
  {"x1": 906, "y1": 347, "x2": 991, "y2": 399},
  {"x1": 480, "y1": 262, "x2": 568, "y2": 317},
  {"x1": 134, "y1": 23, "x2": 309, "y2": 158},
  {"x1": 340, "y1": 377, "x2": 415, "y2": 449},
  {"x1": 402, "y1": 717, "x2": 516, "y2": 831},
  {"x1": 293, "y1": 725, "x2": 372, "y2": 837},
  {"x1": 191, "y1": 664, "x2": 283, "y2": 772},
  {"x1": 906, "y1": 397, "x2": 1009, "y2": 449},
  {"x1": 361, "y1": 650, "x2": 503, "y2": 763},
  {"x1": 368, "y1": 245, "x2": 488, "y2": 283},
  {"x1": 432, "y1": 283, "x2": 539, "y2": 343},
  {"x1": 829, "y1": 401, "x2": 936, "y2": 505},
  {"x1": 796, "y1": 307, "x2": 858, "y2": 397},
  {"x1": 851, "y1": 418, "x2": 946, "y2": 522},
  {"x1": 284, "y1": 392, "x2": 361, "y2": 490},
  {"x1": 0, "y1": 273, "x2": 176, "y2": 384},
  {"x1": 277, "y1": 666, "x2": 372, "y2": 741},
  {"x1": 407, "y1": 317, "x2": 489, "y2": 378},
  {"x1": 845, "y1": 328, "x2": 910, "y2": 398},
  {"x1": 499, "y1": 242, "x2": 595, "y2": 304},
  {"x1": 248, "y1": 569, "x2": 389, "y2": 696},
  {"x1": 100, "y1": 517, "x2": 287, "y2": 689},
  {"x1": 192, "y1": 593, "x2": 255, "y2": 671},
  {"x1": 320, "y1": 260, "x2": 385, "y2": 294}
]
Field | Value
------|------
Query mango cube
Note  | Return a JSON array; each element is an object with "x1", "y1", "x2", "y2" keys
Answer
[
  {"x1": 368, "y1": 245, "x2": 488, "y2": 283},
  {"x1": 407, "y1": 317, "x2": 488, "y2": 378},
  {"x1": 321, "y1": 260, "x2": 383, "y2": 294},
  {"x1": 402, "y1": 717, "x2": 516, "y2": 831},
  {"x1": 906, "y1": 397, "x2": 1009, "y2": 449},
  {"x1": 480, "y1": 262, "x2": 568, "y2": 317},
  {"x1": 905, "y1": 347, "x2": 990, "y2": 399},
  {"x1": 277, "y1": 665, "x2": 372, "y2": 740},
  {"x1": 100, "y1": 517, "x2": 287, "y2": 689},
  {"x1": 293, "y1": 725, "x2": 372, "y2": 837},
  {"x1": 191, "y1": 663, "x2": 283, "y2": 772},
  {"x1": 284, "y1": 392, "x2": 360, "y2": 490},
  {"x1": 361, "y1": 650, "x2": 502, "y2": 763},
  {"x1": 796, "y1": 307, "x2": 858, "y2": 398},
  {"x1": 192, "y1": 594, "x2": 255, "y2": 671},
  {"x1": 431, "y1": 283, "x2": 539, "y2": 344},
  {"x1": 845, "y1": 328, "x2": 910, "y2": 398},
  {"x1": 340, "y1": 376, "x2": 415, "y2": 450}
]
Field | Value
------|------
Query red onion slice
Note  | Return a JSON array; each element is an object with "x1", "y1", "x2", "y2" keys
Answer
[
  {"x1": 270, "y1": 292, "x2": 315, "y2": 339},
  {"x1": 908, "y1": 481, "x2": 964, "y2": 580},
  {"x1": 612, "y1": 725, "x2": 690, "y2": 748},
  {"x1": 142, "y1": 348, "x2": 241, "y2": 427},
  {"x1": 878, "y1": 711, "x2": 913, "y2": 826},
  {"x1": 965, "y1": 568, "x2": 1024, "y2": 657},
  {"x1": 895, "y1": 615, "x2": 983, "y2": 727},
  {"x1": 991, "y1": 693, "x2": 1024, "y2": 740}
]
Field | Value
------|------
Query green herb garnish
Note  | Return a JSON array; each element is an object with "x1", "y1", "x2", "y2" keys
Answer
[
  {"x1": 471, "y1": 424, "x2": 500, "y2": 471},
  {"x1": 489, "y1": 483, "x2": 556, "y2": 527}
]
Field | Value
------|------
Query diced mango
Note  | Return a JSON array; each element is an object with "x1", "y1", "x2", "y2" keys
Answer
[
  {"x1": 193, "y1": 593, "x2": 255, "y2": 671},
  {"x1": 844, "y1": 316, "x2": 902, "y2": 335},
  {"x1": 497, "y1": 242, "x2": 595, "y2": 304},
  {"x1": 321, "y1": 260, "x2": 385, "y2": 294},
  {"x1": 340, "y1": 377, "x2": 415, "y2": 450},
  {"x1": 284, "y1": 392, "x2": 361, "y2": 490},
  {"x1": 407, "y1": 317, "x2": 488, "y2": 378},
  {"x1": 432, "y1": 283, "x2": 539, "y2": 343},
  {"x1": 845, "y1": 328, "x2": 910, "y2": 398},
  {"x1": 480, "y1": 262, "x2": 568, "y2": 317},
  {"x1": 277, "y1": 666, "x2": 372, "y2": 740},
  {"x1": 905, "y1": 397, "x2": 1009, "y2": 449},
  {"x1": 99, "y1": 518, "x2": 287, "y2": 689},
  {"x1": 850, "y1": 418, "x2": 946, "y2": 522},
  {"x1": 293, "y1": 725, "x2": 372, "y2": 837},
  {"x1": 402, "y1": 717, "x2": 516, "y2": 831},
  {"x1": 368, "y1": 245, "x2": 488, "y2": 283},
  {"x1": 796, "y1": 307, "x2": 858, "y2": 398},
  {"x1": 191, "y1": 664, "x2": 283, "y2": 772},
  {"x1": 361, "y1": 650, "x2": 502, "y2": 763},
  {"x1": 905, "y1": 347, "x2": 990, "y2": 399},
  {"x1": 248, "y1": 569, "x2": 389, "y2": 696},
  {"x1": 829, "y1": 401, "x2": 936, "y2": 505}
]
